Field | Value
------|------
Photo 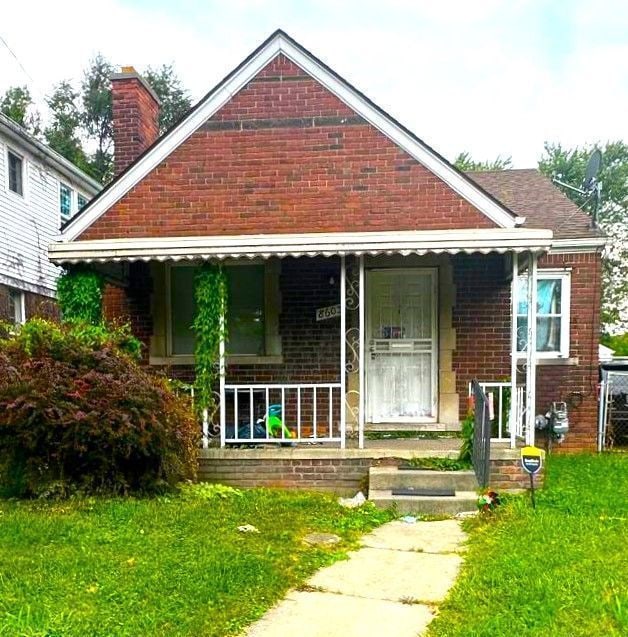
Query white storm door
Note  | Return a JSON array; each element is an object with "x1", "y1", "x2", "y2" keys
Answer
[{"x1": 366, "y1": 269, "x2": 437, "y2": 423}]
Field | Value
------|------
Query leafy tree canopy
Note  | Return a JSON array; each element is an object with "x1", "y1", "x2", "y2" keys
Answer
[
  {"x1": 144, "y1": 64, "x2": 192, "y2": 133},
  {"x1": 0, "y1": 85, "x2": 41, "y2": 135},
  {"x1": 453, "y1": 151, "x2": 513, "y2": 171},
  {"x1": 1, "y1": 57, "x2": 191, "y2": 184}
]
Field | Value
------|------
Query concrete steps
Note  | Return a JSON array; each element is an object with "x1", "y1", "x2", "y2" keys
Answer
[{"x1": 368, "y1": 467, "x2": 479, "y2": 515}]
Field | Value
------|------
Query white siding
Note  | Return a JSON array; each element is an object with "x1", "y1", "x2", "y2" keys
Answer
[{"x1": 0, "y1": 134, "x2": 94, "y2": 297}]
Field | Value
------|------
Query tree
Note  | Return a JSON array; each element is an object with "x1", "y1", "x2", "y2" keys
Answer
[
  {"x1": 144, "y1": 64, "x2": 192, "y2": 133},
  {"x1": 81, "y1": 54, "x2": 115, "y2": 184},
  {"x1": 0, "y1": 86, "x2": 41, "y2": 134},
  {"x1": 44, "y1": 81, "x2": 88, "y2": 173},
  {"x1": 539, "y1": 142, "x2": 628, "y2": 333},
  {"x1": 453, "y1": 152, "x2": 513, "y2": 171}
]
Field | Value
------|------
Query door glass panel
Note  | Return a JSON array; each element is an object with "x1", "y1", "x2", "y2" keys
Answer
[{"x1": 367, "y1": 270, "x2": 435, "y2": 422}]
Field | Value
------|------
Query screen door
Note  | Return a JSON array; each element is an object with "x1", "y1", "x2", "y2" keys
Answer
[{"x1": 366, "y1": 268, "x2": 437, "y2": 423}]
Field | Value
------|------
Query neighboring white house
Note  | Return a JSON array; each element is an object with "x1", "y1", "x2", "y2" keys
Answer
[{"x1": 0, "y1": 112, "x2": 101, "y2": 323}]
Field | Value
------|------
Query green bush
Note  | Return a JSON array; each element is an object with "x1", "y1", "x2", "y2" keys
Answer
[
  {"x1": 56, "y1": 267, "x2": 104, "y2": 325},
  {"x1": 0, "y1": 319, "x2": 198, "y2": 497}
]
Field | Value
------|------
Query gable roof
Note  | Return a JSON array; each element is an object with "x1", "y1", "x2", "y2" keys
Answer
[
  {"x1": 468, "y1": 169, "x2": 604, "y2": 240},
  {"x1": 60, "y1": 29, "x2": 521, "y2": 241}
]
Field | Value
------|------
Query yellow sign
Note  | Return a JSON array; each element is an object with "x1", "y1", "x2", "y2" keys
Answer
[{"x1": 521, "y1": 446, "x2": 544, "y2": 474}]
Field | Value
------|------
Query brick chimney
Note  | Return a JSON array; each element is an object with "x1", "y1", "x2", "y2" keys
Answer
[{"x1": 110, "y1": 66, "x2": 160, "y2": 176}]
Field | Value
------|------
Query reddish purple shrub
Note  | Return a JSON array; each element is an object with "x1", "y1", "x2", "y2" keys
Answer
[{"x1": 0, "y1": 319, "x2": 198, "y2": 496}]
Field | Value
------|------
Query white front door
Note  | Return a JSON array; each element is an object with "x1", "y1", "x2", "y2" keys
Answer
[{"x1": 366, "y1": 268, "x2": 438, "y2": 423}]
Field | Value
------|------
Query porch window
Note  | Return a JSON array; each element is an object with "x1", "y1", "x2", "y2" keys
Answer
[
  {"x1": 170, "y1": 264, "x2": 266, "y2": 356},
  {"x1": 516, "y1": 270, "x2": 570, "y2": 357}
]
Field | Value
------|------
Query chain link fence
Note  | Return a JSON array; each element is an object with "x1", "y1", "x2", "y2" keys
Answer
[{"x1": 601, "y1": 372, "x2": 628, "y2": 449}]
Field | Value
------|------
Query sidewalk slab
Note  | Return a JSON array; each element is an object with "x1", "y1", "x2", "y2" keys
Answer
[
  {"x1": 361, "y1": 519, "x2": 467, "y2": 553},
  {"x1": 308, "y1": 547, "x2": 462, "y2": 603},
  {"x1": 245, "y1": 591, "x2": 434, "y2": 637}
]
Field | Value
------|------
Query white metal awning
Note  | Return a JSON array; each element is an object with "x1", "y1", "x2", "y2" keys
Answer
[{"x1": 48, "y1": 228, "x2": 553, "y2": 264}]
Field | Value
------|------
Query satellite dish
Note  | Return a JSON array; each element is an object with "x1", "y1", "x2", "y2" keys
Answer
[
  {"x1": 582, "y1": 149, "x2": 602, "y2": 191},
  {"x1": 551, "y1": 149, "x2": 603, "y2": 228}
]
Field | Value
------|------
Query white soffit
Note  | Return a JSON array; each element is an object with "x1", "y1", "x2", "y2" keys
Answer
[
  {"x1": 60, "y1": 31, "x2": 519, "y2": 242},
  {"x1": 49, "y1": 229, "x2": 553, "y2": 264}
]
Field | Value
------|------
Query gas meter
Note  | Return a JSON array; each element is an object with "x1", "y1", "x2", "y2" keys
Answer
[{"x1": 535, "y1": 401, "x2": 569, "y2": 443}]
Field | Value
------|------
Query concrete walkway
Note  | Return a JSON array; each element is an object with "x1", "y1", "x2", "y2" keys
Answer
[{"x1": 244, "y1": 519, "x2": 467, "y2": 637}]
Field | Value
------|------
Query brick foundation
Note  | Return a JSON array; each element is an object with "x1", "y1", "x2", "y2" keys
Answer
[
  {"x1": 198, "y1": 456, "x2": 373, "y2": 495},
  {"x1": 0, "y1": 284, "x2": 58, "y2": 323},
  {"x1": 489, "y1": 456, "x2": 545, "y2": 491}
]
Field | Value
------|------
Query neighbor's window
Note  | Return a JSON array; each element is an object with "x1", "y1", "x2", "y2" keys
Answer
[
  {"x1": 77, "y1": 193, "x2": 88, "y2": 211},
  {"x1": 170, "y1": 265, "x2": 266, "y2": 356},
  {"x1": 8, "y1": 288, "x2": 25, "y2": 324},
  {"x1": 59, "y1": 183, "x2": 73, "y2": 222},
  {"x1": 517, "y1": 271, "x2": 570, "y2": 357},
  {"x1": 7, "y1": 150, "x2": 24, "y2": 196}
]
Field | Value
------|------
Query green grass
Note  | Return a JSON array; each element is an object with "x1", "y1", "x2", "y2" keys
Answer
[
  {"x1": 428, "y1": 453, "x2": 628, "y2": 637},
  {"x1": 0, "y1": 485, "x2": 392, "y2": 636}
]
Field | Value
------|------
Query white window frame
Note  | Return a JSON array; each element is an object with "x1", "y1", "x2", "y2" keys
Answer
[
  {"x1": 517, "y1": 269, "x2": 571, "y2": 359},
  {"x1": 59, "y1": 181, "x2": 75, "y2": 224},
  {"x1": 8, "y1": 288, "x2": 26, "y2": 325},
  {"x1": 5, "y1": 146, "x2": 26, "y2": 198}
]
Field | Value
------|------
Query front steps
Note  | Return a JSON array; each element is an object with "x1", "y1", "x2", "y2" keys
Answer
[{"x1": 368, "y1": 467, "x2": 479, "y2": 515}]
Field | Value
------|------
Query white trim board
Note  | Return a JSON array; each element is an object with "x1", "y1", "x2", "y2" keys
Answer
[
  {"x1": 49, "y1": 228, "x2": 553, "y2": 264},
  {"x1": 60, "y1": 30, "x2": 520, "y2": 242}
]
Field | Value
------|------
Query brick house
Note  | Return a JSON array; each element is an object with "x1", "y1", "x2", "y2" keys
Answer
[{"x1": 49, "y1": 30, "x2": 604, "y2": 465}]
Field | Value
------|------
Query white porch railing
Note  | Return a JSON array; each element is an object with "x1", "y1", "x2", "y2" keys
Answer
[
  {"x1": 220, "y1": 383, "x2": 343, "y2": 445},
  {"x1": 469, "y1": 381, "x2": 526, "y2": 445}
]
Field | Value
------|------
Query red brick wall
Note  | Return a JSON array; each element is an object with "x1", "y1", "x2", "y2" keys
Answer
[
  {"x1": 198, "y1": 456, "x2": 372, "y2": 495},
  {"x1": 103, "y1": 263, "x2": 153, "y2": 361},
  {"x1": 535, "y1": 252, "x2": 602, "y2": 452},
  {"x1": 81, "y1": 54, "x2": 496, "y2": 240},
  {"x1": 452, "y1": 252, "x2": 602, "y2": 451},
  {"x1": 111, "y1": 72, "x2": 159, "y2": 177}
]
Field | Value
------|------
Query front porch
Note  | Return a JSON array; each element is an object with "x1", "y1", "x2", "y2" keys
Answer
[{"x1": 50, "y1": 228, "x2": 551, "y2": 455}]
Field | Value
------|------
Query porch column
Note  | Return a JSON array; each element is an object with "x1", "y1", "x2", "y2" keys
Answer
[
  {"x1": 509, "y1": 252, "x2": 519, "y2": 449},
  {"x1": 340, "y1": 255, "x2": 347, "y2": 449},
  {"x1": 219, "y1": 308, "x2": 226, "y2": 449},
  {"x1": 525, "y1": 251, "x2": 538, "y2": 445},
  {"x1": 358, "y1": 254, "x2": 365, "y2": 449}
]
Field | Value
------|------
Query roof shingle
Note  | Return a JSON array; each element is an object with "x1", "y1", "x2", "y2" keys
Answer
[{"x1": 467, "y1": 168, "x2": 602, "y2": 240}]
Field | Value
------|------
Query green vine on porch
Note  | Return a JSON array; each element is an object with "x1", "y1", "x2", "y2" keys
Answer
[
  {"x1": 57, "y1": 266, "x2": 104, "y2": 325},
  {"x1": 192, "y1": 263, "x2": 228, "y2": 417}
]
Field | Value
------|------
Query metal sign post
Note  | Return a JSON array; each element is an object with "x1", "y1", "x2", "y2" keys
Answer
[{"x1": 520, "y1": 445, "x2": 544, "y2": 509}]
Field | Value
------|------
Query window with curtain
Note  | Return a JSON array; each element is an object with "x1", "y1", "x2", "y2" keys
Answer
[
  {"x1": 516, "y1": 272, "x2": 570, "y2": 357},
  {"x1": 170, "y1": 265, "x2": 266, "y2": 356}
]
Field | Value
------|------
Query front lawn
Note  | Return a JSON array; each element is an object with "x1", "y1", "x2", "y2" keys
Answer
[
  {"x1": 429, "y1": 453, "x2": 628, "y2": 636},
  {"x1": 0, "y1": 485, "x2": 391, "y2": 636}
]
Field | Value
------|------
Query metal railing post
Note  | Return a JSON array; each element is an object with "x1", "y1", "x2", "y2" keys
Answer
[{"x1": 340, "y1": 255, "x2": 346, "y2": 449}]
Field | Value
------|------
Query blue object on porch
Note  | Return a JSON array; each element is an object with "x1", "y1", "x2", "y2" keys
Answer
[{"x1": 225, "y1": 420, "x2": 268, "y2": 440}]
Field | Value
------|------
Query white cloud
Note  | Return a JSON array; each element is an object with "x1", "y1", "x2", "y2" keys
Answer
[{"x1": 1, "y1": 0, "x2": 626, "y2": 166}]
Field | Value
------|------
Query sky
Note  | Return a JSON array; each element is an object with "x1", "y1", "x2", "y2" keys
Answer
[{"x1": 1, "y1": 0, "x2": 626, "y2": 167}]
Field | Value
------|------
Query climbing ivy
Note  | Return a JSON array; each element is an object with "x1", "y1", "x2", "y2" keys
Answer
[
  {"x1": 192, "y1": 263, "x2": 227, "y2": 415},
  {"x1": 56, "y1": 267, "x2": 104, "y2": 325}
]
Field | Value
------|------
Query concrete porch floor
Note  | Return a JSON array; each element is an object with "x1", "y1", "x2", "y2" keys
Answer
[{"x1": 200, "y1": 438, "x2": 519, "y2": 461}]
